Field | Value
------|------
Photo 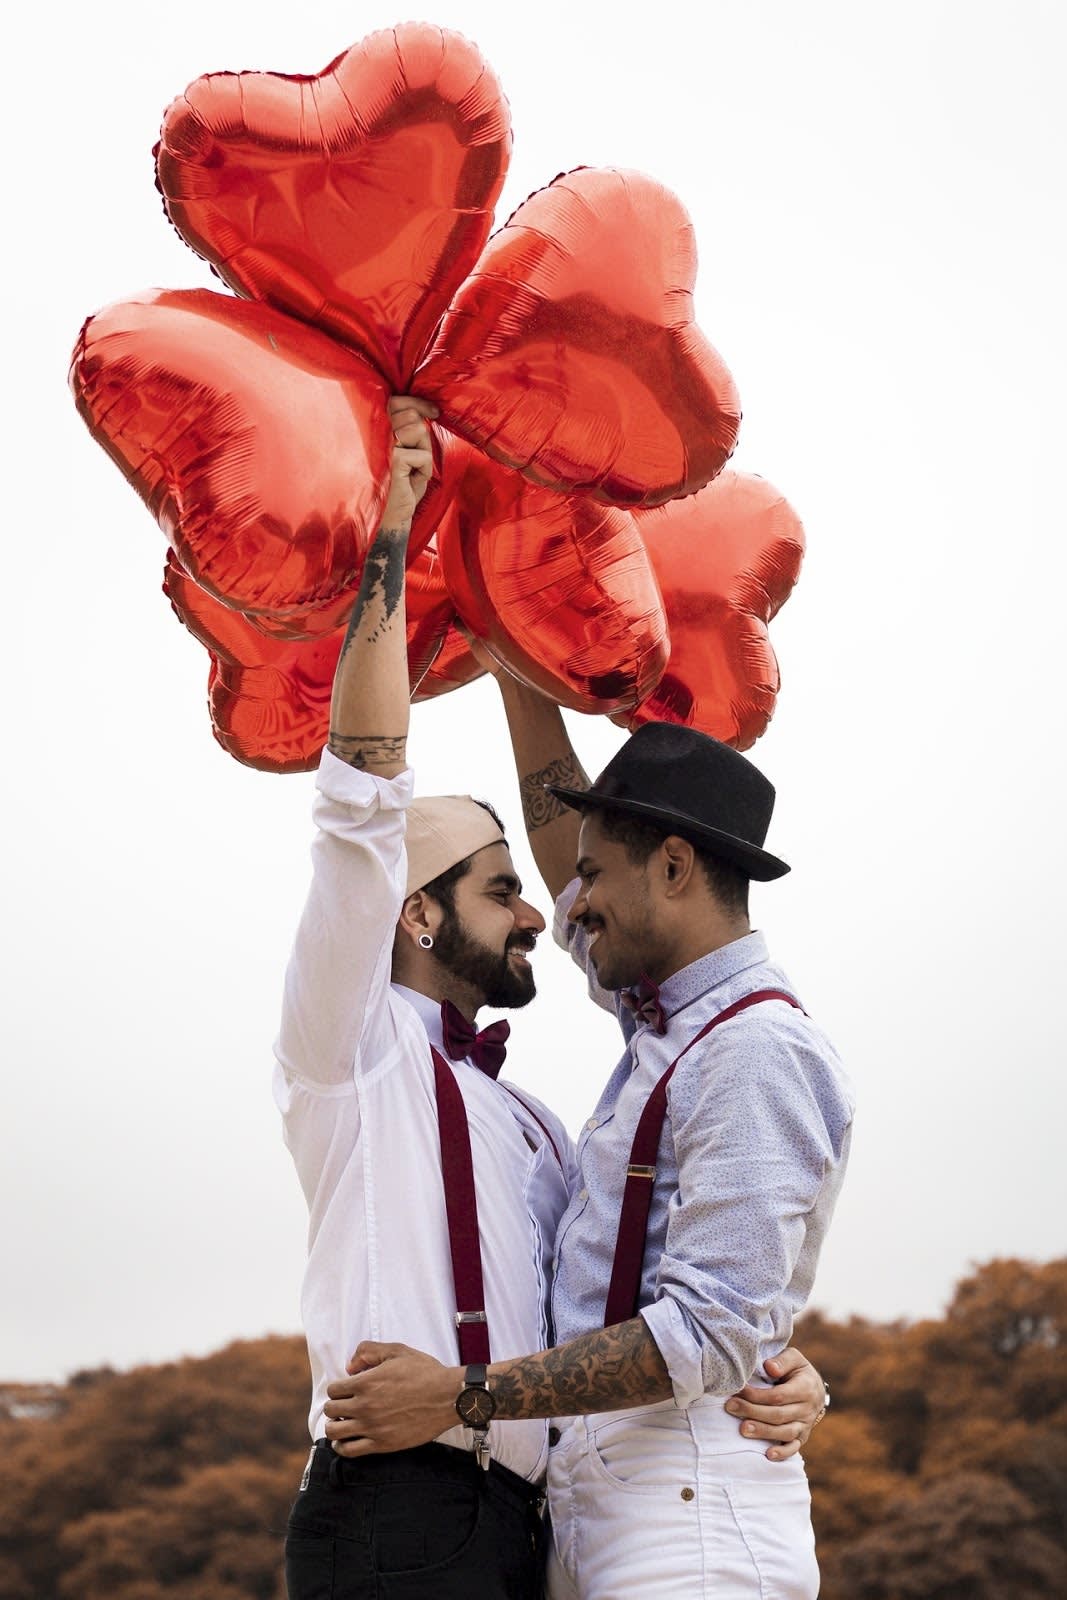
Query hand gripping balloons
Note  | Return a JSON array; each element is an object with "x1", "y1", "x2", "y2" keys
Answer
[{"x1": 614, "y1": 472, "x2": 806, "y2": 749}]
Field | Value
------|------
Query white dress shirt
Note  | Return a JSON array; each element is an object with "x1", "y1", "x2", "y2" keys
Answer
[{"x1": 273, "y1": 750, "x2": 576, "y2": 1483}]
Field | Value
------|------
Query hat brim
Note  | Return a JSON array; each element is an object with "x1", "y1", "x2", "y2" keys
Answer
[{"x1": 545, "y1": 785, "x2": 790, "y2": 882}]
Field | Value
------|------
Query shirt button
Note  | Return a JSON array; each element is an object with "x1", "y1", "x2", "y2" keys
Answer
[
  {"x1": 578, "y1": 1188, "x2": 588, "y2": 1202},
  {"x1": 681, "y1": 1486, "x2": 695, "y2": 1502},
  {"x1": 585, "y1": 1118, "x2": 598, "y2": 1131},
  {"x1": 548, "y1": 1426, "x2": 562, "y2": 1446}
]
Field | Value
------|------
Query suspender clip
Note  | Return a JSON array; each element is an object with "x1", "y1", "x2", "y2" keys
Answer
[
  {"x1": 626, "y1": 1164, "x2": 657, "y2": 1179},
  {"x1": 455, "y1": 1310, "x2": 488, "y2": 1326}
]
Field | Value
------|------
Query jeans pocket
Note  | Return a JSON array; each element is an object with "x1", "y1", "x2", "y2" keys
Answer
[
  {"x1": 284, "y1": 1526, "x2": 336, "y2": 1600},
  {"x1": 589, "y1": 1408, "x2": 695, "y2": 1494},
  {"x1": 372, "y1": 1476, "x2": 482, "y2": 1576}
]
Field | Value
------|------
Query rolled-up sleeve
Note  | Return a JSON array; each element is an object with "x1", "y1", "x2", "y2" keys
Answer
[
  {"x1": 274, "y1": 751, "x2": 414, "y2": 1091},
  {"x1": 640, "y1": 1013, "x2": 851, "y2": 1406}
]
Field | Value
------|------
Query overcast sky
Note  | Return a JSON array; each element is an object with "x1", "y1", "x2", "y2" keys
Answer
[{"x1": 3, "y1": 0, "x2": 1064, "y2": 1382}]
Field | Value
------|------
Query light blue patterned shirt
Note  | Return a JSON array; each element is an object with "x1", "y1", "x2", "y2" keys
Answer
[{"x1": 550, "y1": 884, "x2": 855, "y2": 1407}]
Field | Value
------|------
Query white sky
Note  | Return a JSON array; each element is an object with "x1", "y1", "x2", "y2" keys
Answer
[{"x1": 3, "y1": 0, "x2": 1064, "y2": 1382}]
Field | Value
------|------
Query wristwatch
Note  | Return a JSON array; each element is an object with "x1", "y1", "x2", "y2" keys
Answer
[{"x1": 455, "y1": 1362, "x2": 496, "y2": 1469}]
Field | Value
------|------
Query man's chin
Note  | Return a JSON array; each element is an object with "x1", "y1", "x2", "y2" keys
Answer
[{"x1": 485, "y1": 972, "x2": 537, "y2": 1010}]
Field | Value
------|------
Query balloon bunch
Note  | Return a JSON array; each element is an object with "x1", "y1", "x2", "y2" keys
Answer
[{"x1": 71, "y1": 23, "x2": 804, "y2": 773}]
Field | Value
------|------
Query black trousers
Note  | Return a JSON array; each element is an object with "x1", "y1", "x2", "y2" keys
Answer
[{"x1": 285, "y1": 1440, "x2": 546, "y2": 1599}]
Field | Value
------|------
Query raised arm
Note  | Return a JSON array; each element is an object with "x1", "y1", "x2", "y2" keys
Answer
[
  {"x1": 273, "y1": 398, "x2": 436, "y2": 1090},
  {"x1": 481, "y1": 665, "x2": 590, "y2": 899},
  {"x1": 328, "y1": 397, "x2": 436, "y2": 774}
]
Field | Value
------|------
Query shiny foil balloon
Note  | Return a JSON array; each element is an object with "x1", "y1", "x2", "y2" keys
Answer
[
  {"x1": 165, "y1": 544, "x2": 479, "y2": 771},
  {"x1": 72, "y1": 289, "x2": 391, "y2": 619},
  {"x1": 417, "y1": 167, "x2": 741, "y2": 507},
  {"x1": 164, "y1": 553, "x2": 343, "y2": 771},
  {"x1": 408, "y1": 544, "x2": 486, "y2": 699},
  {"x1": 436, "y1": 454, "x2": 667, "y2": 713},
  {"x1": 617, "y1": 472, "x2": 805, "y2": 749},
  {"x1": 156, "y1": 24, "x2": 512, "y2": 390}
]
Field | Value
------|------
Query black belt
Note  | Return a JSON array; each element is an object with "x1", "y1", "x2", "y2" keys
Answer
[{"x1": 308, "y1": 1439, "x2": 544, "y2": 1513}]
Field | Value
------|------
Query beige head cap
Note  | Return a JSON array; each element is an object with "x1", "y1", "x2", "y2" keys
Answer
[{"x1": 404, "y1": 796, "x2": 507, "y2": 897}]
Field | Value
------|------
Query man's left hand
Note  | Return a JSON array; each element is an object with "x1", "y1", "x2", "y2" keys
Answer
[
  {"x1": 724, "y1": 1346, "x2": 828, "y2": 1460},
  {"x1": 324, "y1": 1342, "x2": 461, "y2": 1457}
]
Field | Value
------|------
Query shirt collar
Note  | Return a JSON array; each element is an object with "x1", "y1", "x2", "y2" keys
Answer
[
  {"x1": 392, "y1": 982, "x2": 448, "y2": 1055},
  {"x1": 655, "y1": 930, "x2": 770, "y2": 1025}
]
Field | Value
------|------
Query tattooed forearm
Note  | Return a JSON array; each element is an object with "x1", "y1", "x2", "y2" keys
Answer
[
  {"x1": 326, "y1": 733, "x2": 407, "y2": 770},
  {"x1": 520, "y1": 754, "x2": 590, "y2": 833},
  {"x1": 488, "y1": 1318, "x2": 671, "y2": 1420},
  {"x1": 338, "y1": 527, "x2": 408, "y2": 661}
]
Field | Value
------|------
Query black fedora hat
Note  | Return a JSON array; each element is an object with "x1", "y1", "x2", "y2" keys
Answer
[{"x1": 546, "y1": 722, "x2": 790, "y2": 881}]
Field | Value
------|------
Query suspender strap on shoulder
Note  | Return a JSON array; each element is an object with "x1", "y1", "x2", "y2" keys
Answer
[
  {"x1": 502, "y1": 1083, "x2": 566, "y2": 1174},
  {"x1": 602, "y1": 989, "x2": 801, "y2": 1328},
  {"x1": 431, "y1": 1047, "x2": 492, "y2": 1364}
]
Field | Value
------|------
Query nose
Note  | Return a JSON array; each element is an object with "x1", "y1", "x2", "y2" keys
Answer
[
  {"x1": 566, "y1": 884, "x2": 587, "y2": 925},
  {"x1": 516, "y1": 896, "x2": 546, "y2": 935}
]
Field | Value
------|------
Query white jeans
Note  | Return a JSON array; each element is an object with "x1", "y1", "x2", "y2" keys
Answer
[{"x1": 545, "y1": 1397, "x2": 819, "y2": 1599}]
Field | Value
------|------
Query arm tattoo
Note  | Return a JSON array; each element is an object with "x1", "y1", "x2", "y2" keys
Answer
[
  {"x1": 520, "y1": 753, "x2": 589, "y2": 833},
  {"x1": 338, "y1": 527, "x2": 408, "y2": 662},
  {"x1": 328, "y1": 526, "x2": 409, "y2": 768},
  {"x1": 489, "y1": 1318, "x2": 672, "y2": 1420},
  {"x1": 326, "y1": 733, "x2": 407, "y2": 771}
]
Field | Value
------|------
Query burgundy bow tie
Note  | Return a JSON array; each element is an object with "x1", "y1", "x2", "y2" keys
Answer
[
  {"x1": 619, "y1": 975, "x2": 667, "y2": 1036},
  {"x1": 441, "y1": 1000, "x2": 511, "y2": 1079}
]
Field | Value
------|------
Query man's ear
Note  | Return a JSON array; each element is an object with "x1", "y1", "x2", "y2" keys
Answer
[
  {"x1": 661, "y1": 836, "x2": 697, "y2": 896},
  {"x1": 398, "y1": 889, "x2": 440, "y2": 944}
]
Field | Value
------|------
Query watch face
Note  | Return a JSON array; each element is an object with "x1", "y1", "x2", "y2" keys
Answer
[{"x1": 457, "y1": 1388, "x2": 495, "y2": 1427}]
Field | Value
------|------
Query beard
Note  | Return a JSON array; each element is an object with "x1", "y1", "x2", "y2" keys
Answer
[{"x1": 433, "y1": 912, "x2": 537, "y2": 1009}]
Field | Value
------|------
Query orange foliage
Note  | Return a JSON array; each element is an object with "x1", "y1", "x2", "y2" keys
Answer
[{"x1": 0, "y1": 1262, "x2": 1064, "y2": 1598}]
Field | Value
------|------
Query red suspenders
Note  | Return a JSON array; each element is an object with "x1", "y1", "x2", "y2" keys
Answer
[
  {"x1": 603, "y1": 989, "x2": 802, "y2": 1328},
  {"x1": 431, "y1": 1047, "x2": 565, "y2": 1364},
  {"x1": 431, "y1": 1046, "x2": 493, "y2": 1363}
]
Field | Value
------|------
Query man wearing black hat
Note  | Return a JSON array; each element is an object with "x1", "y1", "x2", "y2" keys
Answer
[{"x1": 323, "y1": 668, "x2": 853, "y2": 1598}]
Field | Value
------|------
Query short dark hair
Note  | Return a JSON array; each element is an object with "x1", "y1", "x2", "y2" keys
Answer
[
  {"x1": 419, "y1": 799, "x2": 507, "y2": 914},
  {"x1": 593, "y1": 806, "x2": 750, "y2": 918}
]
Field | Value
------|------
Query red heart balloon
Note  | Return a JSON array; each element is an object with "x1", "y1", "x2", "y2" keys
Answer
[
  {"x1": 156, "y1": 24, "x2": 511, "y2": 389},
  {"x1": 436, "y1": 454, "x2": 667, "y2": 713},
  {"x1": 615, "y1": 471, "x2": 805, "y2": 749},
  {"x1": 407, "y1": 544, "x2": 485, "y2": 700},
  {"x1": 417, "y1": 167, "x2": 740, "y2": 507},
  {"x1": 71, "y1": 289, "x2": 391, "y2": 619},
  {"x1": 164, "y1": 542, "x2": 482, "y2": 771}
]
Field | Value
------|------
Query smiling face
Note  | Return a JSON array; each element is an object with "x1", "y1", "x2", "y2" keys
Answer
[
  {"x1": 567, "y1": 813, "x2": 675, "y2": 992},
  {"x1": 432, "y1": 841, "x2": 545, "y2": 1009}
]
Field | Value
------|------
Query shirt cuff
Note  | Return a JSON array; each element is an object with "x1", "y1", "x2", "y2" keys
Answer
[
  {"x1": 316, "y1": 747, "x2": 414, "y2": 811},
  {"x1": 640, "y1": 1296, "x2": 707, "y2": 1410}
]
